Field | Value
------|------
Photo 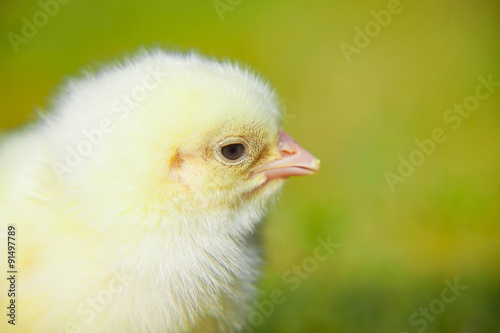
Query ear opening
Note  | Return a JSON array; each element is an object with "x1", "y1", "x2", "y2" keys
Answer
[
  {"x1": 166, "y1": 147, "x2": 182, "y2": 170},
  {"x1": 161, "y1": 146, "x2": 184, "y2": 183}
]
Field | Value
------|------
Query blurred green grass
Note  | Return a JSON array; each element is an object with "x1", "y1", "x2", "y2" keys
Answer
[{"x1": 1, "y1": 0, "x2": 499, "y2": 332}]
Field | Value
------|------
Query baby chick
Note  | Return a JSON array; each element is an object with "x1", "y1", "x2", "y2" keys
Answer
[{"x1": 0, "y1": 50, "x2": 319, "y2": 333}]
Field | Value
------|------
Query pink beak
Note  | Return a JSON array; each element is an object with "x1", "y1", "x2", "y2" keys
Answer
[{"x1": 252, "y1": 129, "x2": 320, "y2": 181}]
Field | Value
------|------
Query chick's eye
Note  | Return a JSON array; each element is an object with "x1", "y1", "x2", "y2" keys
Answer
[{"x1": 221, "y1": 143, "x2": 246, "y2": 161}]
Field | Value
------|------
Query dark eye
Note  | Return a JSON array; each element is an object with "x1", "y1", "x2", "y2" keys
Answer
[{"x1": 221, "y1": 143, "x2": 245, "y2": 161}]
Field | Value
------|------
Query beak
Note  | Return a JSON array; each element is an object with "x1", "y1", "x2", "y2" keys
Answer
[{"x1": 252, "y1": 129, "x2": 320, "y2": 181}]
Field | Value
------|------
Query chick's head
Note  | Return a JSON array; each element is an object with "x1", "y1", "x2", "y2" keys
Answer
[
  {"x1": 52, "y1": 52, "x2": 319, "y2": 233},
  {"x1": 119, "y1": 54, "x2": 318, "y2": 214}
]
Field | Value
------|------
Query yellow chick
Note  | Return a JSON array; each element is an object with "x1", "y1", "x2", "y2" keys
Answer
[{"x1": 0, "y1": 50, "x2": 319, "y2": 333}]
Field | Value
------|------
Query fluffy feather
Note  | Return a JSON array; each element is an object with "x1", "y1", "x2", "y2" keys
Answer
[{"x1": 0, "y1": 50, "x2": 312, "y2": 332}]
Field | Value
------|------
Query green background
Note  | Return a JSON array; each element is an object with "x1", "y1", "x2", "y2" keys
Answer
[{"x1": 1, "y1": 0, "x2": 499, "y2": 332}]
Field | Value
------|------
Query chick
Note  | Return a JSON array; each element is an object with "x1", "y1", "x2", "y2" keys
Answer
[{"x1": 0, "y1": 50, "x2": 319, "y2": 333}]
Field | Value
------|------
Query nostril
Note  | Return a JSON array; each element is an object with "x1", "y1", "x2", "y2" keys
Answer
[
  {"x1": 277, "y1": 129, "x2": 301, "y2": 156},
  {"x1": 279, "y1": 142, "x2": 298, "y2": 156},
  {"x1": 280, "y1": 150, "x2": 295, "y2": 157}
]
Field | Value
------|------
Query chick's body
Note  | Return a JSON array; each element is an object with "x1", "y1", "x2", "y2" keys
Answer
[{"x1": 0, "y1": 50, "x2": 318, "y2": 333}]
